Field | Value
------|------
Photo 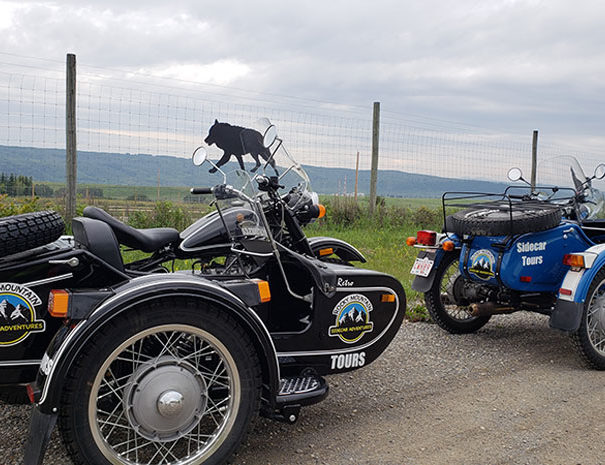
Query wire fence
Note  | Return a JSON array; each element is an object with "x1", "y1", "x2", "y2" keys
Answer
[{"x1": 1, "y1": 54, "x2": 603, "y2": 209}]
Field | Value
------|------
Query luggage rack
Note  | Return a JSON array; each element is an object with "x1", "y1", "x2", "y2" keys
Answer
[{"x1": 441, "y1": 186, "x2": 576, "y2": 236}]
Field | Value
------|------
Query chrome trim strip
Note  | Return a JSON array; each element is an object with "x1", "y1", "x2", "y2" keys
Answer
[
  {"x1": 0, "y1": 359, "x2": 41, "y2": 367},
  {"x1": 39, "y1": 276, "x2": 279, "y2": 404},
  {"x1": 276, "y1": 286, "x2": 400, "y2": 358},
  {"x1": 179, "y1": 242, "x2": 232, "y2": 253},
  {"x1": 24, "y1": 273, "x2": 73, "y2": 288}
]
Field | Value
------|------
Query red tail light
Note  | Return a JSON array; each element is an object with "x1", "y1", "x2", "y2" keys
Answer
[{"x1": 416, "y1": 230, "x2": 437, "y2": 246}]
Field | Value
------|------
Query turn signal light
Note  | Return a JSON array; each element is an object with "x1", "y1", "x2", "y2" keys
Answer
[
  {"x1": 563, "y1": 254, "x2": 585, "y2": 268},
  {"x1": 406, "y1": 237, "x2": 416, "y2": 246},
  {"x1": 48, "y1": 289, "x2": 70, "y2": 318},
  {"x1": 319, "y1": 247, "x2": 334, "y2": 257},
  {"x1": 416, "y1": 230, "x2": 437, "y2": 246},
  {"x1": 442, "y1": 240, "x2": 455, "y2": 251},
  {"x1": 317, "y1": 204, "x2": 326, "y2": 219},
  {"x1": 559, "y1": 288, "x2": 572, "y2": 296},
  {"x1": 255, "y1": 280, "x2": 271, "y2": 303},
  {"x1": 381, "y1": 293, "x2": 396, "y2": 303}
]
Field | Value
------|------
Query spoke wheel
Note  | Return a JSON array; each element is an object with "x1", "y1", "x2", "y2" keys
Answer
[
  {"x1": 59, "y1": 300, "x2": 261, "y2": 465},
  {"x1": 425, "y1": 252, "x2": 491, "y2": 334},
  {"x1": 572, "y1": 271, "x2": 605, "y2": 369}
]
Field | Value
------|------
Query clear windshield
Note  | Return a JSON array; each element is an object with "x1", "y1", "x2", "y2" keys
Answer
[
  {"x1": 537, "y1": 156, "x2": 604, "y2": 220},
  {"x1": 247, "y1": 118, "x2": 315, "y2": 210}
]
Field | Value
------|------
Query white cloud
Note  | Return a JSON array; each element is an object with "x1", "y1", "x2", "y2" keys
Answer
[{"x1": 137, "y1": 61, "x2": 251, "y2": 86}]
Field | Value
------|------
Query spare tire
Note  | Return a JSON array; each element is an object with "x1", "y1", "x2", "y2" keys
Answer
[
  {"x1": 450, "y1": 203, "x2": 561, "y2": 236},
  {"x1": 0, "y1": 211, "x2": 65, "y2": 257}
]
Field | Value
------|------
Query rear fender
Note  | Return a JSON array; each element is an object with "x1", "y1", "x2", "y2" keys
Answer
[
  {"x1": 411, "y1": 234, "x2": 461, "y2": 293},
  {"x1": 550, "y1": 244, "x2": 605, "y2": 331},
  {"x1": 34, "y1": 274, "x2": 279, "y2": 414},
  {"x1": 308, "y1": 236, "x2": 366, "y2": 263}
]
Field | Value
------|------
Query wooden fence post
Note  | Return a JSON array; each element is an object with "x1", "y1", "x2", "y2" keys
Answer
[
  {"x1": 531, "y1": 130, "x2": 538, "y2": 191},
  {"x1": 66, "y1": 53, "x2": 77, "y2": 224},
  {"x1": 369, "y1": 101, "x2": 380, "y2": 214}
]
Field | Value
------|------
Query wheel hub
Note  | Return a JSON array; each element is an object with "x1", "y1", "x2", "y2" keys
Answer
[
  {"x1": 157, "y1": 390, "x2": 185, "y2": 417},
  {"x1": 124, "y1": 356, "x2": 208, "y2": 442}
]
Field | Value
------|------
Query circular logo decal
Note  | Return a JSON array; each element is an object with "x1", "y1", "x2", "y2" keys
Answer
[
  {"x1": 328, "y1": 294, "x2": 374, "y2": 344},
  {"x1": 468, "y1": 249, "x2": 496, "y2": 281},
  {"x1": 0, "y1": 283, "x2": 44, "y2": 346}
]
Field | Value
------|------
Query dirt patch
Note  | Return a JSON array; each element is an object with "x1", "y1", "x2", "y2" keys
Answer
[{"x1": 2, "y1": 313, "x2": 603, "y2": 465}]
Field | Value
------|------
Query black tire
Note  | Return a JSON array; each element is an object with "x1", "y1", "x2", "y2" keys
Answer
[
  {"x1": 571, "y1": 268, "x2": 605, "y2": 370},
  {"x1": 0, "y1": 385, "x2": 30, "y2": 404},
  {"x1": 59, "y1": 298, "x2": 262, "y2": 465},
  {"x1": 425, "y1": 252, "x2": 491, "y2": 334},
  {"x1": 450, "y1": 204, "x2": 561, "y2": 236},
  {"x1": 0, "y1": 211, "x2": 64, "y2": 257}
]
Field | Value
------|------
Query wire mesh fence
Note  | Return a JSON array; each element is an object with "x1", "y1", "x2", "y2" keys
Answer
[{"x1": 1, "y1": 54, "x2": 603, "y2": 213}]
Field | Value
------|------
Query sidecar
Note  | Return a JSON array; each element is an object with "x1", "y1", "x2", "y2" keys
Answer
[{"x1": 408, "y1": 156, "x2": 605, "y2": 370}]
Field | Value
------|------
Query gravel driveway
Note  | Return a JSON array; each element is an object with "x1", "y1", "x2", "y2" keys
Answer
[{"x1": 2, "y1": 313, "x2": 603, "y2": 465}]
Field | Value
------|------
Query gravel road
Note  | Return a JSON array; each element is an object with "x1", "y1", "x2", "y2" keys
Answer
[{"x1": 2, "y1": 313, "x2": 603, "y2": 465}]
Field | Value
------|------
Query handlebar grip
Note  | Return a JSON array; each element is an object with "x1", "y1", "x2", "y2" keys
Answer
[
  {"x1": 508, "y1": 194, "x2": 526, "y2": 199},
  {"x1": 190, "y1": 187, "x2": 212, "y2": 195}
]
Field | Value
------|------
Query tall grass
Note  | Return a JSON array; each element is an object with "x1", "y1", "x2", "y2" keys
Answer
[{"x1": 308, "y1": 196, "x2": 443, "y2": 320}]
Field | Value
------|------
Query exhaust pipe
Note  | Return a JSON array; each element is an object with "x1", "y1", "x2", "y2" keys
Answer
[{"x1": 470, "y1": 302, "x2": 516, "y2": 317}]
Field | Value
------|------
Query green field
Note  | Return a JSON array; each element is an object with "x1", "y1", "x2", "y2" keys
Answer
[{"x1": 3, "y1": 191, "x2": 441, "y2": 320}]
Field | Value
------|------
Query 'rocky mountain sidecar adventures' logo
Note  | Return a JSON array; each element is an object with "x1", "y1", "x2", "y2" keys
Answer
[
  {"x1": 328, "y1": 293, "x2": 374, "y2": 344},
  {"x1": 0, "y1": 283, "x2": 45, "y2": 346},
  {"x1": 468, "y1": 249, "x2": 496, "y2": 281}
]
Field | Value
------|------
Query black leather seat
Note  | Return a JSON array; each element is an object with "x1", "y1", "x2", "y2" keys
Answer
[
  {"x1": 72, "y1": 217, "x2": 124, "y2": 271},
  {"x1": 83, "y1": 206, "x2": 180, "y2": 253}
]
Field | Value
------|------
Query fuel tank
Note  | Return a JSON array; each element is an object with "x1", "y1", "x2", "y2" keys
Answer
[
  {"x1": 179, "y1": 207, "x2": 258, "y2": 252},
  {"x1": 460, "y1": 222, "x2": 592, "y2": 292}
]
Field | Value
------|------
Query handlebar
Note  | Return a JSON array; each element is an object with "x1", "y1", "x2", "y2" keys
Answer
[{"x1": 190, "y1": 187, "x2": 213, "y2": 195}]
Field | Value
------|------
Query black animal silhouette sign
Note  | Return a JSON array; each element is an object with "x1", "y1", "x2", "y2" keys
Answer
[{"x1": 204, "y1": 120, "x2": 276, "y2": 173}]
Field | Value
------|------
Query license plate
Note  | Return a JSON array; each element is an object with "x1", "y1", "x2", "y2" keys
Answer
[{"x1": 411, "y1": 256, "x2": 434, "y2": 277}]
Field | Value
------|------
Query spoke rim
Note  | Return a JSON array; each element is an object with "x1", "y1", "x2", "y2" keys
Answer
[
  {"x1": 586, "y1": 279, "x2": 605, "y2": 356},
  {"x1": 440, "y1": 258, "x2": 475, "y2": 321},
  {"x1": 89, "y1": 324, "x2": 241, "y2": 465}
]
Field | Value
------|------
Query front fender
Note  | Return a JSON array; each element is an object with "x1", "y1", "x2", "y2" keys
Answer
[
  {"x1": 34, "y1": 274, "x2": 279, "y2": 414},
  {"x1": 309, "y1": 236, "x2": 366, "y2": 263},
  {"x1": 549, "y1": 244, "x2": 605, "y2": 331}
]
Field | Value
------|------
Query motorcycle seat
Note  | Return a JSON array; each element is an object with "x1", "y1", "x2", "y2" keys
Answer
[{"x1": 83, "y1": 206, "x2": 180, "y2": 253}]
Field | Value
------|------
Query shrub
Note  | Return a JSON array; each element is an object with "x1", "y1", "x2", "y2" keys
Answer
[{"x1": 128, "y1": 201, "x2": 192, "y2": 231}]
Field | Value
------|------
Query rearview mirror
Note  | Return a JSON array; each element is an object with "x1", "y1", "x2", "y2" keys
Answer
[
  {"x1": 263, "y1": 125, "x2": 278, "y2": 148},
  {"x1": 192, "y1": 147, "x2": 207, "y2": 166},
  {"x1": 507, "y1": 167, "x2": 523, "y2": 182},
  {"x1": 594, "y1": 163, "x2": 605, "y2": 180}
]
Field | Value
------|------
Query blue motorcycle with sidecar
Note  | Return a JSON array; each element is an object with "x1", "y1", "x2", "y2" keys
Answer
[{"x1": 408, "y1": 156, "x2": 605, "y2": 369}]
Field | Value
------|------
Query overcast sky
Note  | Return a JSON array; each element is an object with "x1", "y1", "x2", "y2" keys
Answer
[{"x1": 1, "y1": 0, "x2": 605, "y2": 153}]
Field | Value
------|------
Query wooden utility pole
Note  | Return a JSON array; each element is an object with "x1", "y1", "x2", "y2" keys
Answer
[
  {"x1": 531, "y1": 130, "x2": 538, "y2": 191},
  {"x1": 369, "y1": 102, "x2": 380, "y2": 214},
  {"x1": 66, "y1": 53, "x2": 77, "y2": 224},
  {"x1": 354, "y1": 151, "x2": 360, "y2": 202}
]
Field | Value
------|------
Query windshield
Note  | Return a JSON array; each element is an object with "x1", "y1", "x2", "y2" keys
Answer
[{"x1": 537, "y1": 156, "x2": 604, "y2": 220}]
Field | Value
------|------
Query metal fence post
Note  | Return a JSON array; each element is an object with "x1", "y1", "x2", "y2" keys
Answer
[
  {"x1": 66, "y1": 53, "x2": 77, "y2": 224},
  {"x1": 369, "y1": 101, "x2": 380, "y2": 214},
  {"x1": 531, "y1": 130, "x2": 538, "y2": 191}
]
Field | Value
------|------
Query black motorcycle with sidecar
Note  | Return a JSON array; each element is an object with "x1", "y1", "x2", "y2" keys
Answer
[{"x1": 0, "y1": 119, "x2": 406, "y2": 465}]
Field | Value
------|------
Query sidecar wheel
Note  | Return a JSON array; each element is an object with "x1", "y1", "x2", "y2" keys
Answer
[
  {"x1": 0, "y1": 210, "x2": 64, "y2": 257},
  {"x1": 59, "y1": 299, "x2": 262, "y2": 465},
  {"x1": 425, "y1": 252, "x2": 491, "y2": 334},
  {"x1": 571, "y1": 270, "x2": 605, "y2": 370}
]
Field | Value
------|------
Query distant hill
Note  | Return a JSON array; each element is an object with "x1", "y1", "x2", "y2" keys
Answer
[{"x1": 0, "y1": 145, "x2": 507, "y2": 197}]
